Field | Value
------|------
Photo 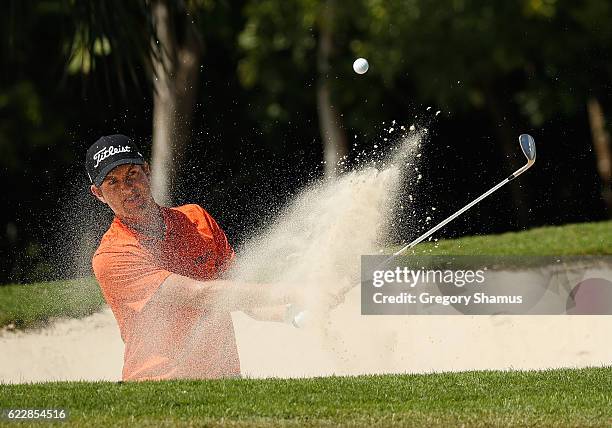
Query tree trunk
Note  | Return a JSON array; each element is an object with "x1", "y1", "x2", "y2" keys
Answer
[
  {"x1": 316, "y1": 0, "x2": 347, "y2": 178},
  {"x1": 150, "y1": 0, "x2": 201, "y2": 206},
  {"x1": 587, "y1": 97, "x2": 612, "y2": 216}
]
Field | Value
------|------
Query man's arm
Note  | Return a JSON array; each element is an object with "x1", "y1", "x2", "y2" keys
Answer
[{"x1": 150, "y1": 273, "x2": 303, "y2": 312}]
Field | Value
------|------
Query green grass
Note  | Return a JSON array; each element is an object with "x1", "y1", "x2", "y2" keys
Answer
[
  {"x1": 406, "y1": 220, "x2": 612, "y2": 256},
  {"x1": 0, "y1": 277, "x2": 105, "y2": 330},
  {"x1": 1, "y1": 368, "x2": 610, "y2": 427}
]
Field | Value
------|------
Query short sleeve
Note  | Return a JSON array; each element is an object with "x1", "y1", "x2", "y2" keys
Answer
[
  {"x1": 93, "y1": 248, "x2": 172, "y2": 314},
  {"x1": 190, "y1": 205, "x2": 235, "y2": 274}
]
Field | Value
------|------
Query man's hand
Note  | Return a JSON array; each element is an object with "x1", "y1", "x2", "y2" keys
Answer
[{"x1": 282, "y1": 286, "x2": 346, "y2": 329}]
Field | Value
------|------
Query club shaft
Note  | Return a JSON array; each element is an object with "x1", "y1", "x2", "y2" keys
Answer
[
  {"x1": 332, "y1": 160, "x2": 534, "y2": 305},
  {"x1": 393, "y1": 161, "x2": 533, "y2": 258}
]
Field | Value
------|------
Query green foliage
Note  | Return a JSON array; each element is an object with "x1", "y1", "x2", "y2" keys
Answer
[
  {"x1": 1, "y1": 0, "x2": 610, "y2": 287},
  {"x1": 237, "y1": 0, "x2": 319, "y2": 127},
  {"x1": 61, "y1": 0, "x2": 237, "y2": 92},
  {"x1": 0, "y1": 79, "x2": 69, "y2": 177},
  {"x1": 1, "y1": 368, "x2": 611, "y2": 426},
  {"x1": 0, "y1": 82, "x2": 43, "y2": 172},
  {"x1": 67, "y1": 32, "x2": 111, "y2": 75},
  {"x1": 238, "y1": 0, "x2": 612, "y2": 129},
  {"x1": 60, "y1": 0, "x2": 157, "y2": 94}
]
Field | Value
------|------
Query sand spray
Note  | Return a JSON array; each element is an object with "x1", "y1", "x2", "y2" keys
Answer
[{"x1": 223, "y1": 131, "x2": 425, "y2": 375}]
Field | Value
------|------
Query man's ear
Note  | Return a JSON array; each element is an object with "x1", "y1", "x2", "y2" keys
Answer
[{"x1": 90, "y1": 184, "x2": 107, "y2": 204}]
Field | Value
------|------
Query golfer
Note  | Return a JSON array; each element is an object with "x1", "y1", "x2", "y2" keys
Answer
[{"x1": 87, "y1": 134, "x2": 308, "y2": 381}]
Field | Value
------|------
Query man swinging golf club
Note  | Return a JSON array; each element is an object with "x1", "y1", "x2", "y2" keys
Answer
[{"x1": 87, "y1": 134, "x2": 316, "y2": 381}]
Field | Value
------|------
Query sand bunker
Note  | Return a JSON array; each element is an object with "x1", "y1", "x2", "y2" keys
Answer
[
  {"x1": 0, "y1": 309, "x2": 123, "y2": 383},
  {"x1": 1, "y1": 301, "x2": 611, "y2": 383}
]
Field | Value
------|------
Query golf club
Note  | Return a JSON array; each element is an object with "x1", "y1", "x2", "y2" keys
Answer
[
  {"x1": 328, "y1": 134, "x2": 537, "y2": 308},
  {"x1": 391, "y1": 133, "x2": 536, "y2": 258}
]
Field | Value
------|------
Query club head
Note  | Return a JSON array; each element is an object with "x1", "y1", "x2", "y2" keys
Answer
[{"x1": 519, "y1": 134, "x2": 536, "y2": 162}]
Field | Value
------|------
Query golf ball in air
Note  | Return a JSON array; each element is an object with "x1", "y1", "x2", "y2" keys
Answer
[{"x1": 353, "y1": 58, "x2": 369, "y2": 74}]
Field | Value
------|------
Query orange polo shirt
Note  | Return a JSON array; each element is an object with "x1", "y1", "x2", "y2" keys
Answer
[{"x1": 92, "y1": 204, "x2": 239, "y2": 381}]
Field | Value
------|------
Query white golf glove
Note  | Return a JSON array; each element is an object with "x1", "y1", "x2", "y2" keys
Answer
[{"x1": 284, "y1": 304, "x2": 310, "y2": 328}]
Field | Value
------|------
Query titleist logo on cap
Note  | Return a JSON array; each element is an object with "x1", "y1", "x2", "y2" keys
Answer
[
  {"x1": 93, "y1": 145, "x2": 132, "y2": 168},
  {"x1": 86, "y1": 134, "x2": 145, "y2": 185}
]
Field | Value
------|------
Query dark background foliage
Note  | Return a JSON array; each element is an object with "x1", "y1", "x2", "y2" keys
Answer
[{"x1": 1, "y1": 0, "x2": 610, "y2": 283}]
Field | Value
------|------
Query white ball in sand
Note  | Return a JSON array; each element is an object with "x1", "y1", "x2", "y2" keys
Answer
[{"x1": 353, "y1": 57, "x2": 369, "y2": 74}]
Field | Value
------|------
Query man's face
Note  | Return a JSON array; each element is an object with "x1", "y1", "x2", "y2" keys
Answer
[{"x1": 90, "y1": 163, "x2": 155, "y2": 222}]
